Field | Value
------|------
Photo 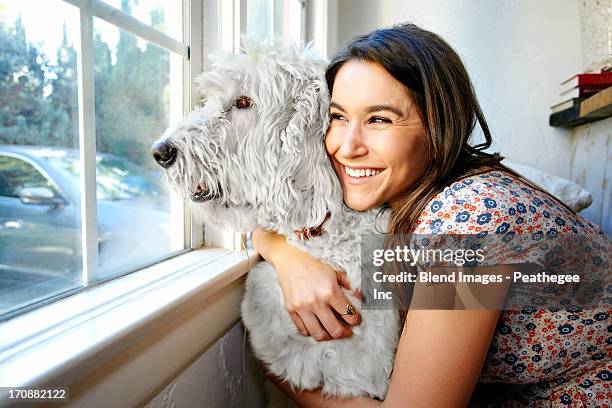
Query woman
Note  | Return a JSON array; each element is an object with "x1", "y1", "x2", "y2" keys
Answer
[{"x1": 254, "y1": 23, "x2": 611, "y2": 406}]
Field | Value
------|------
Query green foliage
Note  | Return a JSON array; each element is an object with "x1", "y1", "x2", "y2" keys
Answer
[
  {"x1": 0, "y1": 16, "x2": 54, "y2": 146},
  {"x1": 0, "y1": 1, "x2": 169, "y2": 168}
]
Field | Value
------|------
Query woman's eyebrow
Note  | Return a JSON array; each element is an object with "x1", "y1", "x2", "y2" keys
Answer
[
  {"x1": 329, "y1": 101, "x2": 345, "y2": 111},
  {"x1": 329, "y1": 101, "x2": 403, "y2": 117},
  {"x1": 365, "y1": 104, "x2": 404, "y2": 116}
]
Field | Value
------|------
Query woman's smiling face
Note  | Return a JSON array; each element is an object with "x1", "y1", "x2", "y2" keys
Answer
[{"x1": 325, "y1": 59, "x2": 429, "y2": 211}]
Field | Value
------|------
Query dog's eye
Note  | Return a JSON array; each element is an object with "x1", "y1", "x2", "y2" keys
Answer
[{"x1": 235, "y1": 96, "x2": 252, "y2": 109}]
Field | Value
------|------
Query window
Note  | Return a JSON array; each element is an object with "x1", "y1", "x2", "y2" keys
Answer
[
  {"x1": 0, "y1": 0, "x2": 192, "y2": 319},
  {"x1": 0, "y1": 0, "x2": 306, "y2": 320},
  {"x1": 0, "y1": 5, "x2": 308, "y2": 397},
  {"x1": 247, "y1": 0, "x2": 305, "y2": 44}
]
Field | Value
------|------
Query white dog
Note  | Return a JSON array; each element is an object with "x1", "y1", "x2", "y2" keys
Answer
[{"x1": 152, "y1": 41, "x2": 400, "y2": 399}]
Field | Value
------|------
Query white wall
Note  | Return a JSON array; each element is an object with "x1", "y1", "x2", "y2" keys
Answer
[
  {"x1": 569, "y1": 0, "x2": 611, "y2": 233},
  {"x1": 570, "y1": 117, "x2": 611, "y2": 232},
  {"x1": 330, "y1": 0, "x2": 583, "y2": 179}
]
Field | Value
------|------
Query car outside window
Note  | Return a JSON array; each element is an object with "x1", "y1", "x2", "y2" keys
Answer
[{"x1": 0, "y1": 155, "x2": 59, "y2": 199}]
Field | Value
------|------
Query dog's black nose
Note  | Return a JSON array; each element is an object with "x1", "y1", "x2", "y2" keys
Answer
[{"x1": 151, "y1": 140, "x2": 177, "y2": 168}]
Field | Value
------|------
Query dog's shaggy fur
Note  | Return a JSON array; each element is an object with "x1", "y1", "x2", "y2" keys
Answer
[{"x1": 155, "y1": 41, "x2": 400, "y2": 399}]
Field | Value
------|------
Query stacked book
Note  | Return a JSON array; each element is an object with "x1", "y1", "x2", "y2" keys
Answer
[{"x1": 550, "y1": 71, "x2": 612, "y2": 127}]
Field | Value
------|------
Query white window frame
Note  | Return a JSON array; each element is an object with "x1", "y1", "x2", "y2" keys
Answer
[
  {"x1": 0, "y1": 1, "x2": 309, "y2": 405},
  {"x1": 305, "y1": 0, "x2": 334, "y2": 57},
  {"x1": 274, "y1": 0, "x2": 307, "y2": 45}
]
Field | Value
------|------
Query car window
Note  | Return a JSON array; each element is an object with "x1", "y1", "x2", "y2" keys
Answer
[
  {"x1": 0, "y1": 155, "x2": 58, "y2": 198},
  {"x1": 42, "y1": 153, "x2": 166, "y2": 203}
]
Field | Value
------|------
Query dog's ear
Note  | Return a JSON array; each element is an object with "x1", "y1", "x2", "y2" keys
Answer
[
  {"x1": 273, "y1": 71, "x2": 342, "y2": 229},
  {"x1": 284, "y1": 73, "x2": 329, "y2": 148}
]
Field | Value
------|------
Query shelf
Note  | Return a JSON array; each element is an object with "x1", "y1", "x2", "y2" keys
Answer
[{"x1": 550, "y1": 86, "x2": 612, "y2": 127}]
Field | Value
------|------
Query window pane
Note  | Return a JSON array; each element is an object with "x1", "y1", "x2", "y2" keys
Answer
[
  {"x1": 0, "y1": 0, "x2": 82, "y2": 317},
  {"x1": 100, "y1": 0, "x2": 182, "y2": 41},
  {"x1": 93, "y1": 18, "x2": 184, "y2": 279},
  {"x1": 278, "y1": 0, "x2": 304, "y2": 44},
  {"x1": 247, "y1": 0, "x2": 273, "y2": 42},
  {"x1": 247, "y1": 0, "x2": 303, "y2": 44}
]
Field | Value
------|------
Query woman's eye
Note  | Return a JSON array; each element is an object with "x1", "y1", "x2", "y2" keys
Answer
[
  {"x1": 369, "y1": 116, "x2": 391, "y2": 124},
  {"x1": 330, "y1": 113, "x2": 344, "y2": 121},
  {"x1": 235, "y1": 96, "x2": 252, "y2": 109}
]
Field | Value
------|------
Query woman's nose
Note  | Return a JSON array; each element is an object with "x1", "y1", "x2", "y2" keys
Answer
[{"x1": 338, "y1": 124, "x2": 368, "y2": 158}]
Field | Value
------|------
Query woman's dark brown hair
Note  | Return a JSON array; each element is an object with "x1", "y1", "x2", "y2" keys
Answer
[{"x1": 325, "y1": 22, "x2": 570, "y2": 314}]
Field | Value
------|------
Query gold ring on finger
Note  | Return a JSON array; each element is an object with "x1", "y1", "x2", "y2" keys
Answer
[{"x1": 341, "y1": 303, "x2": 355, "y2": 316}]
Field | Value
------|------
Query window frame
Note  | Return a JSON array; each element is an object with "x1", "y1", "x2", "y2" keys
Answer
[
  {"x1": 0, "y1": 0, "x2": 227, "y2": 322},
  {"x1": 0, "y1": 1, "x2": 309, "y2": 403},
  {"x1": 0, "y1": 0, "x2": 307, "y2": 321}
]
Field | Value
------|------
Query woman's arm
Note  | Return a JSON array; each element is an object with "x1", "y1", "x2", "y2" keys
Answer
[
  {"x1": 266, "y1": 266, "x2": 513, "y2": 407},
  {"x1": 382, "y1": 309, "x2": 501, "y2": 407},
  {"x1": 382, "y1": 266, "x2": 512, "y2": 407},
  {"x1": 252, "y1": 228, "x2": 361, "y2": 340}
]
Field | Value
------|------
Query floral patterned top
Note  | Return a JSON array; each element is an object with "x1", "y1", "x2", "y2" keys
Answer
[{"x1": 412, "y1": 171, "x2": 611, "y2": 407}]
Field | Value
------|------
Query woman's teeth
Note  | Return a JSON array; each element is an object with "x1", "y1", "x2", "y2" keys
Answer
[{"x1": 344, "y1": 166, "x2": 383, "y2": 178}]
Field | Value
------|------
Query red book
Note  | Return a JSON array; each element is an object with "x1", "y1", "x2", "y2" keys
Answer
[{"x1": 561, "y1": 72, "x2": 612, "y2": 87}]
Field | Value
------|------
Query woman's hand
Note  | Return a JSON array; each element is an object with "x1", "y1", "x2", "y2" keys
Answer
[{"x1": 252, "y1": 228, "x2": 362, "y2": 341}]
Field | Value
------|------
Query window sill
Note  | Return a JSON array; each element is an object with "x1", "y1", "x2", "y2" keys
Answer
[{"x1": 0, "y1": 247, "x2": 259, "y2": 406}]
